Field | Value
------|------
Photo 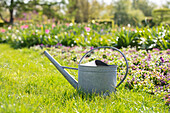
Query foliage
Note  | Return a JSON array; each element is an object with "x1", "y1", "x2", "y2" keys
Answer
[
  {"x1": 152, "y1": 8, "x2": 170, "y2": 25},
  {"x1": 127, "y1": 9, "x2": 145, "y2": 26},
  {"x1": 89, "y1": 0, "x2": 105, "y2": 19},
  {"x1": 0, "y1": 23, "x2": 169, "y2": 50},
  {"x1": 0, "y1": 0, "x2": 40, "y2": 24},
  {"x1": 132, "y1": 0, "x2": 156, "y2": 16},
  {"x1": 0, "y1": 0, "x2": 65, "y2": 24},
  {"x1": 0, "y1": 44, "x2": 169, "y2": 112},
  {"x1": 0, "y1": 0, "x2": 164, "y2": 26},
  {"x1": 66, "y1": 0, "x2": 89, "y2": 22},
  {"x1": 113, "y1": 0, "x2": 145, "y2": 26},
  {"x1": 40, "y1": 0, "x2": 65, "y2": 20},
  {"x1": 113, "y1": 0, "x2": 131, "y2": 26}
]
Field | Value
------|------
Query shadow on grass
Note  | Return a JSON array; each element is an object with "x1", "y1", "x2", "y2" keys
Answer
[{"x1": 59, "y1": 88, "x2": 118, "y2": 103}]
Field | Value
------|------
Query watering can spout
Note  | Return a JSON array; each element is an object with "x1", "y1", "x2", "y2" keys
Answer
[{"x1": 44, "y1": 51, "x2": 78, "y2": 89}]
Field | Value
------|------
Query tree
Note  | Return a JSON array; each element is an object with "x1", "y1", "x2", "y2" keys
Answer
[
  {"x1": 89, "y1": 0, "x2": 112, "y2": 20},
  {"x1": 40, "y1": 0, "x2": 65, "y2": 19},
  {"x1": 80, "y1": 0, "x2": 89, "y2": 22},
  {"x1": 113, "y1": 0, "x2": 144, "y2": 26},
  {"x1": 133, "y1": 0, "x2": 156, "y2": 16},
  {"x1": 65, "y1": 0, "x2": 78, "y2": 22},
  {"x1": 0, "y1": 0, "x2": 65, "y2": 24},
  {"x1": 113, "y1": 0, "x2": 131, "y2": 25},
  {"x1": 0, "y1": 0, "x2": 15, "y2": 24},
  {"x1": 152, "y1": 8, "x2": 170, "y2": 24},
  {"x1": 0, "y1": 0, "x2": 40, "y2": 24},
  {"x1": 66, "y1": 0, "x2": 89, "y2": 23}
]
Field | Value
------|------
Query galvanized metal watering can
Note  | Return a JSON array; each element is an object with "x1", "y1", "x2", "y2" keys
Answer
[{"x1": 44, "y1": 46, "x2": 128, "y2": 94}]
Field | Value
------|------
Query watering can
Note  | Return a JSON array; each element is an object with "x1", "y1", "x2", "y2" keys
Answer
[{"x1": 44, "y1": 46, "x2": 128, "y2": 94}]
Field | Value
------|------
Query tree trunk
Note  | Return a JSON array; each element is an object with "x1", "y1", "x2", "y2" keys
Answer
[{"x1": 9, "y1": 0, "x2": 14, "y2": 24}]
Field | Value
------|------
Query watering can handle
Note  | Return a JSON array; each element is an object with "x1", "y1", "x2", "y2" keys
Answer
[{"x1": 79, "y1": 46, "x2": 128, "y2": 88}]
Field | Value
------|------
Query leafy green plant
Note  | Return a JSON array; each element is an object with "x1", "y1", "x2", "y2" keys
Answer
[{"x1": 0, "y1": 23, "x2": 169, "y2": 50}]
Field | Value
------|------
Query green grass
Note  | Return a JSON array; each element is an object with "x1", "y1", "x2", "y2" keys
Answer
[{"x1": 0, "y1": 44, "x2": 169, "y2": 112}]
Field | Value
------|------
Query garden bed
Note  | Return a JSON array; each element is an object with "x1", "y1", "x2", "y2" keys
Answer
[{"x1": 0, "y1": 23, "x2": 169, "y2": 50}]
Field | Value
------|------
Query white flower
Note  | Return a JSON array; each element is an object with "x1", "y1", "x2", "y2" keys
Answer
[
  {"x1": 141, "y1": 37, "x2": 145, "y2": 42},
  {"x1": 148, "y1": 44, "x2": 155, "y2": 49},
  {"x1": 153, "y1": 40, "x2": 157, "y2": 43},
  {"x1": 57, "y1": 0, "x2": 62, "y2": 2},
  {"x1": 159, "y1": 32, "x2": 165, "y2": 37},
  {"x1": 55, "y1": 35, "x2": 58, "y2": 39},
  {"x1": 69, "y1": 23, "x2": 73, "y2": 26},
  {"x1": 147, "y1": 29, "x2": 151, "y2": 32},
  {"x1": 81, "y1": 34, "x2": 84, "y2": 37},
  {"x1": 8, "y1": 26, "x2": 11, "y2": 30},
  {"x1": 116, "y1": 37, "x2": 119, "y2": 41},
  {"x1": 127, "y1": 24, "x2": 131, "y2": 27},
  {"x1": 100, "y1": 49, "x2": 104, "y2": 52},
  {"x1": 162, "y1": 33, "x2": 165, "y2": 37},
  {"x1": 18, "y1": 37, "x2": 22, "y2": 40},
  {"x1": 162, "y1": 26, "x2": 164, "y2": 30},
  {"x1": 158, "y1": 36, "x2": 161, "y2": 39}
]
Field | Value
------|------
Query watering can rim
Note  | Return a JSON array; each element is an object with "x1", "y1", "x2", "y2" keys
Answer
[{"x1": 78, "y1": 64, "x2": 117, "y2": 67}]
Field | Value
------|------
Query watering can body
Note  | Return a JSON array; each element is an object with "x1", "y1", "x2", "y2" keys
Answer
[
  {"x1": 44, "y1": 46, "x2": 128, "y2": 94},
  {"x1": 78, "y1": 64, "x2": 117, "y2": 93}
]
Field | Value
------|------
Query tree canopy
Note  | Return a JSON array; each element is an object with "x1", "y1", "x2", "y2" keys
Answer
[{"x1": 0, "y1": 0, "x2": 169, "y2": 25}]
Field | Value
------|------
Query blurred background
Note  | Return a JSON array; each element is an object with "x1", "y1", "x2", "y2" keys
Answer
[{"x1": 0, "y1": 0, "x2": 170, "y2": 26}]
